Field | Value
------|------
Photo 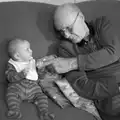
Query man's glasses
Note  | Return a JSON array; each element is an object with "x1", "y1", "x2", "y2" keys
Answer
[{"x1": 59, "y1": 12, "x2": 80, "y2": 37}]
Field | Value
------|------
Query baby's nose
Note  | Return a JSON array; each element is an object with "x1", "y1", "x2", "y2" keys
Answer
[{"x1": 29, "y1": 49, "x2": 32, "y2": 53}]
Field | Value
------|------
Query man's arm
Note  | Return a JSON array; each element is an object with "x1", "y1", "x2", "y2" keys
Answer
[
  {"x1": 77, "y1": 16, "x2": 120, "y2": 71},
  {"x1": 5, "y1": 63, "x2": 25, "y2": 83},
  {"x1": 65, "y1": 70, "x2": 119, "y2": 100},
  {"x1": 57, "y1": 17, "x2": 120, "y2": 71}
]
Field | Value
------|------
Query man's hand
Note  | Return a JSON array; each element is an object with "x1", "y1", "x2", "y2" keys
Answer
[
  {"x1": 52, "y1": 57, "x2": 78, "y2": 74},
  {"x1": 36, "y1": 55, "x2": 57, "y2": 69}
]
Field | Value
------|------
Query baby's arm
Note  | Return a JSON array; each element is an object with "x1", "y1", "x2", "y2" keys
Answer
[
  {"x1": 5, "y1": 63, "x2": 26, "y2": 83},
  {"x1": 37, "y1": 67, "x2": 47, "y2": 79}
]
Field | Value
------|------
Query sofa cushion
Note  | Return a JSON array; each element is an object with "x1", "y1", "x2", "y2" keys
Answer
[{"x1": 0, "y1": 1, "x2": 120, "y2": 84}]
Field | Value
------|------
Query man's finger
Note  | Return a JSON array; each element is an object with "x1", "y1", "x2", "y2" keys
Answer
[
  {"x1": 40, "y1": 55, "x2": 56, "y2": 62},
  {"x1": 43, "y1": 59, "x2": 56, "y2": 66}
]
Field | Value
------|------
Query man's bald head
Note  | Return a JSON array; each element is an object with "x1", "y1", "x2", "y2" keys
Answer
[{"x1": 54, "y1": 3, "x2": 84, "y2": 30}]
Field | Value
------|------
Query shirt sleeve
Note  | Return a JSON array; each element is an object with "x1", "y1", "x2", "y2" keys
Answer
[
  {"x1": 37, "y1": 67, "x2": 47, "y2": 79},
  {"x1": 66, "y1": 71, "x2": 119, "y2": 100},
  {"x1": 74, "y1": 75, "x2": 119, "y2": 100},
  {"x1": 5, "y1": 63, "x2": 25, "y2": 83},
  {"x1": 77, "y1": 16, "x2": 120, "y2": 71}
]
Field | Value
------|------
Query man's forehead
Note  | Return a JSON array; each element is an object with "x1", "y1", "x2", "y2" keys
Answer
[
  {"x1": 54, "y1": 3, "x2": 84, "y2": 30},
  {"x1": 61, "y1": 12, "x2": 84, "y2": 29}
]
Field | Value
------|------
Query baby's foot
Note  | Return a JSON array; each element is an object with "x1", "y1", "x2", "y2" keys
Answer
[
  {"x1": 39, "y1": 112, "x2": 55, "y2": 120},
  {"x1": 6, "y1": 110, "x2": 22, "y2": 119}
]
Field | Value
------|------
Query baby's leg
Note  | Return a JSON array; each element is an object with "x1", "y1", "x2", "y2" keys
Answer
[
  {"x1": 34, "y1": 92, "x2": 54, "y2": 120},
  {"x1": 28, "y1": 83, "x2": 54, "y2": 120},
  {"x1": 6, "y1": 84, "x2": 23, "y2": 119}
]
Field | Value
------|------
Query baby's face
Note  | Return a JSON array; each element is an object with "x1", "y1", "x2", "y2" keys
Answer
[{"x1": 15, "y1": 41, "x2": 33, "y2": 62}]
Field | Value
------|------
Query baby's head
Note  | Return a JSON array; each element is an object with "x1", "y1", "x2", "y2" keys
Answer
[{"x1": 8, "y1": 38, "x2": 33, "y2": 62}]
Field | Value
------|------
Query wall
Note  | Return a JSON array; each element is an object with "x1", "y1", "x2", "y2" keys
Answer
[
  {"x1": 0, "y1": 0, "x2": 119, "y2": 5},
  {"x1": 0, "y1": 0, "x2": 116, "y2": 5},
  {"x1": 0, "y1": 0, "x2": 92, "y2": 5}
]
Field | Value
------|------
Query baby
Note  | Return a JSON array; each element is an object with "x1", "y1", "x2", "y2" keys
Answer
[{"x1": 5, "y1": 38, "x2": 54, "y2": 120}]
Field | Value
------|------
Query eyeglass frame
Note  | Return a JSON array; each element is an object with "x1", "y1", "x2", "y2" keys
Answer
[{"x1": 59, "y1": 12, "x2": 80, "y2": 37}]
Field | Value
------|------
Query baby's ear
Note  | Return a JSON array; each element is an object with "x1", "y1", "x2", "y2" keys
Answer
[{"x1": 14, "y1": 52, "x2": 20, "y2": 60}]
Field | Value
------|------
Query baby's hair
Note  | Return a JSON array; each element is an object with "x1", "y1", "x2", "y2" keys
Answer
[{"x1": 8, "y1": 37, "x2": 26, "y2": 60}]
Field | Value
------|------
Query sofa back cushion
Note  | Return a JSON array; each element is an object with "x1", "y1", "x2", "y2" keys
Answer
[{"x1": 0, "y1": 1, "x2": 120, "y2": 83}]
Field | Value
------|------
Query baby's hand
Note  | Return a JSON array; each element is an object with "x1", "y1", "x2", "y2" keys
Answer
[
  {"x1": 22, "y1": 59, "x2": 35, "y2": 76},
  {"x1": 23, "y1": 67, "x2": 30, "y2": 76}
]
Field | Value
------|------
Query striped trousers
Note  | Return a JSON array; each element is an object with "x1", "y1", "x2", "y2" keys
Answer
[{"x1": 6, "y1": 79, "x2": 48, "y2": 114}]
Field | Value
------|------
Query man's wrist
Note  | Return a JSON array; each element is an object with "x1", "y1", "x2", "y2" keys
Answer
[{"x1": 69, "y1": 58, "x2": 78, "y2": 70}]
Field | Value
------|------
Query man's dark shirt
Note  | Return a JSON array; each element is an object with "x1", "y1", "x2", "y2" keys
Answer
[{"x1": 57, "y1": 16, "x2": 120, "y2": 100}]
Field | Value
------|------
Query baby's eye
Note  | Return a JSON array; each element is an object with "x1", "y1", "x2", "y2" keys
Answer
[{"x1": 25, "y1": 48, "x2": 29, "y2": 51}]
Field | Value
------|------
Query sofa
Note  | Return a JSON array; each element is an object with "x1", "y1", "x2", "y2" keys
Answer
[{"x1": 0, "y1": 1, "x2": 120, "y2": 120}]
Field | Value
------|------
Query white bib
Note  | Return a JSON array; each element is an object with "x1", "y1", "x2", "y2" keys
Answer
[{"x1": 8, "y1": 59, "x2": 38, "y2": 81}]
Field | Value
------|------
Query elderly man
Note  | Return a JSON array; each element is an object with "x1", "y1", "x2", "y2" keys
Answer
[{"x1": 47, "y1": 3, "x2": 120, "y2": 120}]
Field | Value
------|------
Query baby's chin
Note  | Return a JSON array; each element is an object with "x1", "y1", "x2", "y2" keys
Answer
[
  {"x1": 29, "y1": 56, "x2": 33, "y2": 60},
  {"x1": 24, "y1": 56, "x2": 33, "y2": 62}
]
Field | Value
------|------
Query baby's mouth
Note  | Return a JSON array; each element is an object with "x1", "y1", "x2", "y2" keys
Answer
[{"x1": 30, "y1": 56, "x2": 33, "y2": 59}]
